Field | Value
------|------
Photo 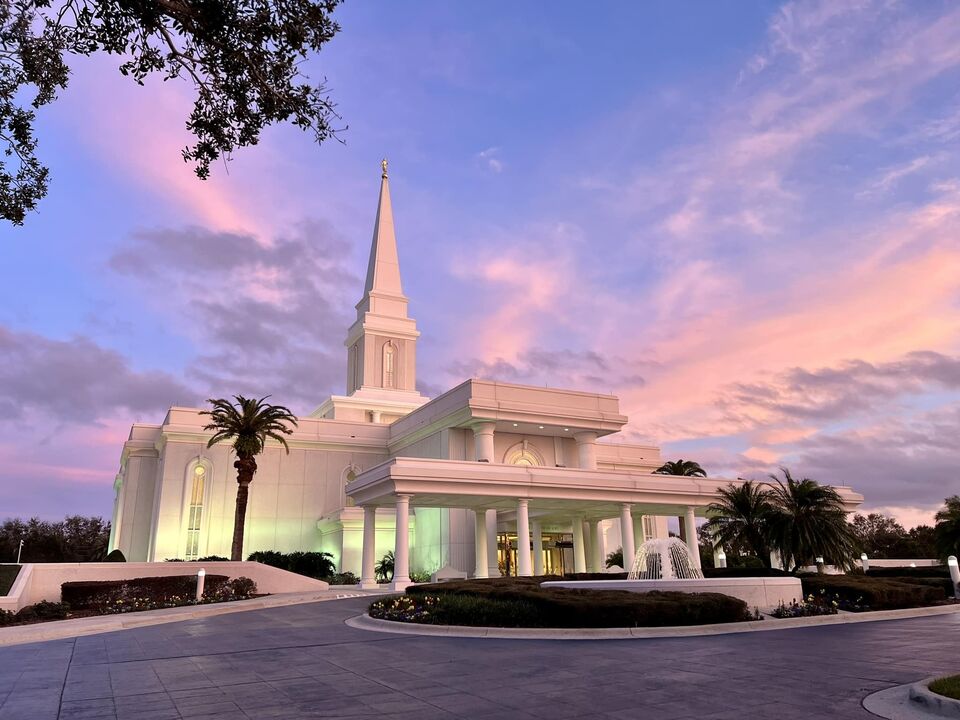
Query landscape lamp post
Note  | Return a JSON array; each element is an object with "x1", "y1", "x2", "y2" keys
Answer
[
  {"x1": 860, "y1": 553, "x2": 869, "y2": 572},
  {"x1": 16, "y1": 539, "x2": 23, "y2": 564},
  {"x1": 815, "y1": 556, "x2": 825, "y2": 574},
  {"x1": 948, "y1": 556, "x2": 959, "y2": 600},
  {"x1": 196, "y1": 569, "x2": 206, "y2": 602}
]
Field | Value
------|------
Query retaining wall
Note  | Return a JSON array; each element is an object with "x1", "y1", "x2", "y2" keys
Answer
[{"x1": 0, "y1": 562, "x2": 328, "y2": 613}]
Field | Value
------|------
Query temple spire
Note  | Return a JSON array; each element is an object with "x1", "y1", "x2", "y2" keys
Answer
[{"x1": 363, "y1": 158, "x2": 404, "y2": 298}]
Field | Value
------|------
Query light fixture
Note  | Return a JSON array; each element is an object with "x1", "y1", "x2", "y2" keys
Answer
[
  {"x1": 512, "y1": 423, "x2": 518, "y2": 427},
  {"x1": 538, "y1": 425, "x2": 544, "y2": 430},
  {"x1": 563, "y1": 428, "x2": 569, "y2": 432}
]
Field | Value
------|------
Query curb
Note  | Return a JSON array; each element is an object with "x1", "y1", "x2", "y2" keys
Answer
[
  {"x1": 910, "y1": 677, "x2": 960, "y2": 719},
  {"x1": 346, "y1": 602, "x2": 960, "y2": 640},
  {"x1": 0, "y1": 589, "x2": 387, "y2": 647}
]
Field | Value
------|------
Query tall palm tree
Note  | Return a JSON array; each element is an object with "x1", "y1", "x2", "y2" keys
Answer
[
  {"x1": 202, "y1": 396, "x2": 298, "y2": 561},
  {"x1": 934, "y1": 495, "x2": 960, "y2": 560},
  {"x1": 654, "y1": 459, "x2": 707, "y2": 477},
  {"x1": 705, "y1": 481, "x2": 774, "y2": 567},
  {"x1": 766, "y1": 468, "x2": 858, "y2": 572}
]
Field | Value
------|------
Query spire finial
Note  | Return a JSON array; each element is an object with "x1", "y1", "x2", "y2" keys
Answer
[{"x1": 381, "y1": 158, "x2": 388, "y2": 179}]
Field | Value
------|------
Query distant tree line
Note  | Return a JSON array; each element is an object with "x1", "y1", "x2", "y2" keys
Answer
[{"x1": 0, "y1": 516, "x2": 110, "y2": 562}]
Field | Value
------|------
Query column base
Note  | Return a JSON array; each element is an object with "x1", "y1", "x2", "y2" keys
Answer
[
  {"x1": 359, "y1": 580, "x2": 380, "y2": 590},
  {"x1": 390, "y1": 579, "x2": 412, "y2": 592}
]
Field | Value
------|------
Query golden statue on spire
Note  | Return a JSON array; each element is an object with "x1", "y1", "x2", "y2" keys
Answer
[{"x1": 381, "y1": 158, "x2": 388, "y2": 178}]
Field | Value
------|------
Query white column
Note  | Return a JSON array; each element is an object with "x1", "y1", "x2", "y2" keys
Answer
[
  {"x1": 391, "y1": 494, "x2": 412, "y2": 590},
  {"x1": 360, "y1": 505, "x2": 378, "y2": 589},
  {"x1": 516, "y1": 499, "x2": 532, "y2": 576},
  {"x1": 473, "y1": 422, "x2": 496, "y2": 462},
  {"x1": 473, "y1": 509, "x2": 488, "y2": 578},
  {"x1": 572, "y1": 517, "x2": 586, "y2": 573},
  {"x1": 582, "y1": 520, "x2": 593, "y2": 572},
  {"x1": 684, "y1": 505, "x2": 702, "y2": 570},
  {"x1": 589, "y1": 520, "x2": 603, "y2": 572},
  {"x1": 620, "y1": 504, "x2": 636, "y2": 572},
  {"x1": 531, "y1": 519, "x2": 545, "y2": 576},
  {"x1": 371, "y1": 410, "x2": 382, "y2": 423},
  {"x1": 573, "y1": 431, "x2": 598, "y2": 470},
  {"x1": 485, "y1": 509, "x2": 499, "y2": 576}
]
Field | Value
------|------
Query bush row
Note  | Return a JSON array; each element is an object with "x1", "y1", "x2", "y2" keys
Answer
[
  {"x1": 404, "y1": 576, "x2": 751, "y2": 627},
  {"x1": 0, "y1": 601, "x2": 70, "y2": 626},
  {"x1": 799, "y1": 574, "x2": 946, "y2": 610}
]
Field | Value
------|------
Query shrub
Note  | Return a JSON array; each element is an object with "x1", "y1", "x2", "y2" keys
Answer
[
  {"x1": 799, "y1": 574, "x2": 944, "y2": 610},
  {"x1": 245, "y1": 550, "x2": 334, "y2": 579},
  {"x1": 17, "y1": 601, "x2": 70, "y2": 621},
  {"x1": 409, "y1": 571, "x2": 432, "y2": 583},
  {"x1": 562, "y1": 572, "x2": 627, "y2": 581},
  {"x1": 326, "y1": 572, "x2": 358, "y2": 585},
  {"x1": 0, "y1": 608, "x2": 16, "y2": 626},
  {"x1": 403, "y1": 577, "x2": 751, "y2": 628},
  {"x1": 196, "y1": 555, "x2": 229, "y2": 562},
  {"x1": 929, "y1": 675, "x2": 960, "y2": 701},
  {"x1": 105, "y1": 549, "x2": 126, "y2": 562}
]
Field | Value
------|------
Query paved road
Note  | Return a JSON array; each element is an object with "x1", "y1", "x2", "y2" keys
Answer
[{"x1": 0, "y1": 597, "x2": 956, "y2": 720}]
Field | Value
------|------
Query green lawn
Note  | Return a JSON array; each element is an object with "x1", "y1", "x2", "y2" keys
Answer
[
  {"x1": 0, "y1": 565, "x2": 20, "y2": 596},
  {"x1": 930, "y1": 675, "x2": 960, "y2": 701}
]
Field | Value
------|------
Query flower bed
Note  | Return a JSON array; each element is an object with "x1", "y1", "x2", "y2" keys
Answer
[
  {"x1": 770, "y1": 589, "x2": 867, "y2": 618},
  {"x1": 373, "y1": 577, "x2": 753, "y2": 628}
]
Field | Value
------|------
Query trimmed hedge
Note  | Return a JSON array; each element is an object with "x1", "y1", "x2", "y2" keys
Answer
[
  {"x1": 402, "y1": 576, "x2": 751, "y2": 628},
  {"x1": 863, "y1": 566, "x2": 948, "y2": 579},
  {"x1": 703, "y1": 567, "x2": 791, "y2": 578},
  {"x1": 799, "y1": 574, "x2": 944, "y2": 610},
  {"x1": 62, "y1": 574, "x2": 230, "y2": 609}
]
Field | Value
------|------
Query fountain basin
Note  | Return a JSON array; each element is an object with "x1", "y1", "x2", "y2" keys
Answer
[{"x1": 541, "y1": 576, "x2": 803, "y2": 612}]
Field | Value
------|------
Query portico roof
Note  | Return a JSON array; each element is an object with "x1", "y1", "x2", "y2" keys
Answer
[{"x1": 346, "y1": 456, "x2": 865, "y2": 522}]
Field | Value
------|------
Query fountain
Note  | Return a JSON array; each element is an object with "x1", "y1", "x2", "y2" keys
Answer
[
  {"x1": 628, "y1": 537, "x2": 703, "y2": 580},
  {"x1": 542, "y1": 536, "x2": 802, "y2": 611}
]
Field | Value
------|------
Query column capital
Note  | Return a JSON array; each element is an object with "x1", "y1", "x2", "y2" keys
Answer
[
  {"x1": 517, "y1": 498, "x2": 529, "y2": 508},
  {"x1": 621, "y1": 502, "x2": 633, "y2": 512},
  {"x1": 470, "y1": 421, "x2": 496, "y2": 435},
  {"x1": 394, "y1": 493, "x2": 413, "y2": 501}
]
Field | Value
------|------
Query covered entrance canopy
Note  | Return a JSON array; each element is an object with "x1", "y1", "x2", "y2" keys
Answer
[{"x1": 346, "y1": 456, "x2": 864, "y2": 589}]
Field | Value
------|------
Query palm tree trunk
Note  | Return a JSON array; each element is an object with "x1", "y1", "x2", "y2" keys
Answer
[{"x1": 231, "y1": 457, "x2": 257, "y2": 562}]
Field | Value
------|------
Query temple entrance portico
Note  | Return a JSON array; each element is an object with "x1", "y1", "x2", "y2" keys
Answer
[{"x1": 347, "y1": 456, "x2": 863, "y2": 591}]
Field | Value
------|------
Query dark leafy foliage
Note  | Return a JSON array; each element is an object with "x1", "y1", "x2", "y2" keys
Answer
[
  {"x1": 799, "y1": 574, "x2": 945, "y2": 610},
  {"x1": 401, "y1": 576, "x2": 751, "y2": 628},
  {"x1": 861, "y1": 565, "x2": 949, "y2": 579},
  {"x1": 375, "y1": 550, "x2": 394, "y2": 582},
  {"x1": 0, "y1": 516, "x2": 110, "y2": 562},
  {"x1": 246, "y1": 550, "x2": 335, "y2": 579},
  {"x1": 0, "y1": 0, "x2": 343, "y2": 224},
  {"x1": 934, "y1": 495, "x2": 960, "y2": 561},
  {"x1": 0, "y1": 600, "x2": 70, "y2": 626},
  {"x1": 706, "y1": 480, "x2": 774, "y2": 567},
  {"x1": 850, "y1": 513, "x2": 939, "y2": 559},
  {"x1": 105, "y1": 549, "x2": 126, "y2": 562},
  {"x1": 653, "y1": 459, "x2": 707, "y2": 477},
  {"x1": 604, "y1": 547, "x2": 623, "y2": 569}
]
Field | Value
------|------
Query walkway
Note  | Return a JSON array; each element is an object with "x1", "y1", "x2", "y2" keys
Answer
[{"x1": 0, "y1": 596, "x2": 957, "y2": 719}]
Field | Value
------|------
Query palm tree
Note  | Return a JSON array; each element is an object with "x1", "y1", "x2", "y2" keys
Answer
[
  {"x1": 934, "y1": 495, "x2": 960, "y2": 560},
  {"x1": 766, "y1": 468, "x2": 858, "y2": 572},
  {"x1": 654, "y1": 459, "x2": 707, "y2": 477},
  {"x1": 705, "y1": 481, "x2": 774, "y2": 567},
  {"x1": 375, "y1": 550, "x2": 395, "y2": 582},
  {"x1": 202, "y1": 395, "x2": 298, "y2": 561}
]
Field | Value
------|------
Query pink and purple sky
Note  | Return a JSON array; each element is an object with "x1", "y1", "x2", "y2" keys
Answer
[{"x1": 2, "y1": 1, "x2": 959, "y2": 527}]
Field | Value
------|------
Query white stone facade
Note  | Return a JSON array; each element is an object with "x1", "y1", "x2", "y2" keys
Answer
[{"x1": 110, "y1": 167, "x2": 864, "y2": 576}]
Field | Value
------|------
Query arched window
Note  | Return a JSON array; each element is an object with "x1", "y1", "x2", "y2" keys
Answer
[
  {"x1": 185, "y1": 465, "x2": 206, "y2": 560},
  {"x1": 383, "y1": 341, "x2": 396, "y2": 388},
  {"x1": 503, "y1": 440, "x2": 545, "y2": 467}
]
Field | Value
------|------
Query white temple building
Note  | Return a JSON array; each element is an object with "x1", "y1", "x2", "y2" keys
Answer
[{"x1": 109, "y1": 163, "x2": 864, "y2": 588}]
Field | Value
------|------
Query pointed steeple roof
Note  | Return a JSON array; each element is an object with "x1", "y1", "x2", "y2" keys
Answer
[{"x1": 363, "y1": 158, "x2": 405, "y2": 298}]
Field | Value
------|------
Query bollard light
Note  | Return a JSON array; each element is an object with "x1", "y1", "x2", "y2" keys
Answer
[
  {"x1": 860, "y1": 553, "x2": 869, "y2": 572},
  {"x1": 716, "y1": 549, "x2": 727, "y2": 569},
  {"x1": 948, "y1": 556, "x2": 959, "y2": 600},
  {"x1": 196, "y1": 568, "x2": 206, "y2": 602},
  {"x1": 910, "y1": 562, "x2": 917, "y2": 568}
]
